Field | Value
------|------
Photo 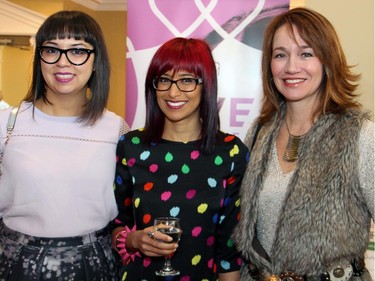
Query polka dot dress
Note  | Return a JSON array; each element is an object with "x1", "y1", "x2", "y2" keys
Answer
[{"x1": 114, "y1": 129, "x2": 249, "y2": 281}]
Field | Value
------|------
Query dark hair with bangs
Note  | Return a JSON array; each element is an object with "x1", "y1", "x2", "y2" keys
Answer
[
  {"x1": 24, "y1": 10, "x2": 110, "y2": 125},
  {"x1": 144, "y1": 37, "x2": 219, "y2": 154},
  {"x1": 259, "y1": 7, "x2": 361, "y2": 124}
]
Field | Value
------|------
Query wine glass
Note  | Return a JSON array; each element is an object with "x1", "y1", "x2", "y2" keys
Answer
[{"x1": 153, "y1": 217, "x2": 182, "y2": 276}]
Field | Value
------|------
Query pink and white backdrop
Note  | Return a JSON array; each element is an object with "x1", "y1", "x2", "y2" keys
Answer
[
  {"x1": 125, "y1": 0, "x2": 289, "y2": 140},
  {"x1": 125, "y1": 2, "x2": 374, "y2": 276}
]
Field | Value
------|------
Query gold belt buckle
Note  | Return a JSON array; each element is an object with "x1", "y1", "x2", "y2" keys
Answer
[
  {"x1": 268, "y1": 274, "x2": 281, "y2": 281},
  {"x1": 270, "y1": 271, "x2": 304, "y2": 281}
]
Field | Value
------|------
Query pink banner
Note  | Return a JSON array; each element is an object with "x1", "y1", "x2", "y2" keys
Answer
[{"x1": 126, "y1": 0, "x2": 290, "y2": 140}]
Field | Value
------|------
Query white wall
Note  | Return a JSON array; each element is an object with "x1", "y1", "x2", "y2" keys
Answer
[{"x1": 305, "y1": 0, "x2": 374, "y2": 119}]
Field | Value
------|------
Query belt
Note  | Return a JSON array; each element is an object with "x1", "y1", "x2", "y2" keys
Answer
[
  {"x1": 248, "y1": 259, "x2": 365, "y2": 281},
  {"x1": 0, "y1": 219, "x2": 110, "y2": 247}
]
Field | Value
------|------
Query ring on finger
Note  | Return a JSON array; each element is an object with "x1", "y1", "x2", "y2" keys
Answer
[{"x1": 147, "y1": 230, "x2": 155, "y2": 239}]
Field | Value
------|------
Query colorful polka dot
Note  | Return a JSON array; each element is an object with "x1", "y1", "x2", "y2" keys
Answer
[
  {"x1": 115, "y1": 175, "x2": 123, "y2": 185},
  {"x1": 144, "y1": 182, "x2": 153, "y2": 191},
  {"x1": 223, "y1": 179, "x2": 227, "y2": 188},
  {"x1": 143, "y1": 257, "x2": 151, "y2": 267},
  {"x1": 121, "y1": 158, "x2": 126, "y2": 166},
  {"x1": 207, "y1": 178, "x2": 217, "y2": 188},
  {"x1": 207, "y1": 236, "x2": 215, "y2": 246},
  {"x1": 134, "y1": 197, "x2": 140, "y2": 208},
  {"x1": 224, "y1": 197, "x2": 231, "y2": 206},
  {"x1": 227, "y1": 238, "x2": 234, "y2": 247},
  {"x1": 220, "y1": 260, "x2": 230, "y2": 270},
  {"x1": 168, "y1": 174, "x2": 178, "y2": 184},
  {"x1": 191, "y1": 150, "x2": 200, "y2": 160},
  {"x1": 131, "y1": 136, "x2": 140, "y2": 144},
  {"x1": 149, "y1": 164, "x2": 158, "y2": 173},
  {"x1": 165, "y1": 152, "x2": 173, "y2": 162},
  {"x1": 235, "y1": 198, "x2": 240, "y2": 207},
  {"x1": 143, "y1": 213, "x2": 151, "y2": 224},
  {"x1": 140, "y1": 150, "x2": 150, "y2": 160},
  {"x1": 170, "y1": 207, "x2": 180, "y2": 217},
  {"x1": 214, "y1": 155, "x2": 223, "y2": 165},
  {"x1": 181, "y1": 164, "x2": 190, "y2": 174},
  {"x1": 197, "y1": 203, "x2": 208, "y2": 214},
  {"x1": 224, "y1": 135, "x2": 235, "y2": 142},
  {"x1": 227, "y1": 176, "x2": 236, "y2": 185},
  {"x1": 192, "y1": 226, "x2": 202, "y2": 237},
  {"x1": 124, "y1": 198, "x2": 132, "y2": 207},
  {"x1": 229, "y1": 144, "x2": 239, "y2": 157},
  {"x1": 219, "y1": 215, "x2": 225, "y2": 224},
  {"x1": 212, "y1": 213, "x2": 218, "y2": 223},
  {"x1": 161, "y1": 191, "x2": 171, "y2": 201},
  {"x1": 191, "y1": 255, "x2": 201, "y2": 265},
  {"x1": 186, "y1": 189, "x2": 196, "y2": 199},
  {"x1": 114, "y1": 130, "x2": 249, "y2": 279}
]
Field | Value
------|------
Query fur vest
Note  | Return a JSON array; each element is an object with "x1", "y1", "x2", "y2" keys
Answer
[{"x1": 234, "y1": 106, "x2": 372, "y2": 279}]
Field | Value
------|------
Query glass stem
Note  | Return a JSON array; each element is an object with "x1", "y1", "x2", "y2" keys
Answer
[{"x1": 163, "y1": 256, "x2": 172, "y2": 271}]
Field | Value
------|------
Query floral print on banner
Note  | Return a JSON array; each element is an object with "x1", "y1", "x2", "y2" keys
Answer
[{"x1": 114, "y1": 129, "x2": 249, "y2": 281}]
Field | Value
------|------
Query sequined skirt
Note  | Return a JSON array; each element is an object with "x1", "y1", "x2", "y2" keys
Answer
[{"x1": 0, "y1": 219, "x2": 119, "y2": 281}]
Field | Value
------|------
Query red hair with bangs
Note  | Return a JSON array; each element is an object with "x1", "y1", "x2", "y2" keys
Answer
[{"x1": 143, "y1": 37, "x2": 219, "y2": 154}]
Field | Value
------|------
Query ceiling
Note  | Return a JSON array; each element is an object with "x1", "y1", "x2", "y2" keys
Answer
[
  {"x1": 0, "y1": 0, "x2": 126, "y2": 47},
  {"x1": 0, "y1": 0, "x2": 46, "y2": 36},
  {"x1": 71, "y1": 0, "x2": 126, "y2": 11}
]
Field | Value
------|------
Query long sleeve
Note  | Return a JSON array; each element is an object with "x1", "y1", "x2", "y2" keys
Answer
[
  {"x1": 216, "y1": 137, "x2": 249, "y2": 272},
  {"x1": 113, "y1": 134, "x2": 136, "y2": 228}
]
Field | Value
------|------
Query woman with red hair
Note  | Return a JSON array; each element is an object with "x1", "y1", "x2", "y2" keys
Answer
[{"x1": 112, "y1": 37, "x2": 249, "y2": 281}]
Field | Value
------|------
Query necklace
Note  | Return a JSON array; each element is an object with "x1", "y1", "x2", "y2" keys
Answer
[{"x1": 283, "y1": 120, "x2": 307, "y2": 162}]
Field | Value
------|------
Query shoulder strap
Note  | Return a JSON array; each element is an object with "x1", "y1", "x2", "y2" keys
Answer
[
  {"x1": 5, "y1": 106, "x2": 19, "y2": 144},
  {"x1": 0, "y1": 106, "x2": 19, "y2": 176}
]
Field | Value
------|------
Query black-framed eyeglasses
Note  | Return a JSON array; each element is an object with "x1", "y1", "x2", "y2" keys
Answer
[
  {"x1": 152, "y1": 77, "x2": 203, "y2": 92},
  {"x1": 39, "y1": 46, "x2": 95, "y2": 66}
]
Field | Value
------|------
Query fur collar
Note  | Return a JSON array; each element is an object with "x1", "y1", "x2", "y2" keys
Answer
[{"x1": 234, "y1": 107, "x2": 371, "y2": 277}]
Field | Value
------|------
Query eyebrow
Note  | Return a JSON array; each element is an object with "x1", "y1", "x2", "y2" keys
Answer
[
  {"x1": 162, "y1": 72, "x2": 196, "y2": 78},
  {"x1": 273, "y1": 45, "x2": 312, "y2": 52},
  {"x1": 42, "y1": 41, "x2": 90, "y2": 48}
]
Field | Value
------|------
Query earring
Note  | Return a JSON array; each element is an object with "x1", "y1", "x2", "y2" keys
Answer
[{"x1": 86, "y1": 88, "x2": 92, "y2": 100}]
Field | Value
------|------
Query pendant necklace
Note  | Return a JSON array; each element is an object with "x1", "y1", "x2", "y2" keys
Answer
[{"x1": 283, "y1": 120, "x2": 308, "y2": 162}]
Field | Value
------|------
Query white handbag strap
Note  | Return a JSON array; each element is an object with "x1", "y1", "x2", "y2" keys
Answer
[
  {"x1": 5, "y1": 106, "x2": 19, "y2": 144},
  {"x1": 0, "y1": 106, "x2": 19, "y2": 176}
]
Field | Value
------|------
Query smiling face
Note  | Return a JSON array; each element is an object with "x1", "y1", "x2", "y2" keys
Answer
[
  {"x1": 40, "y1": 38, "x2": 95, "y2": 100},
  {"x1": 156, "y1": 70, "x2": 202, "y2": 126},
  {"x1": 271, "y1": 24, "x2": 323, "y2": 107}
]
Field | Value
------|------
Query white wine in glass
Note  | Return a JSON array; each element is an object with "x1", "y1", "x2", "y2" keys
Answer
[{"x1": 154, "y1": 217, "x2": 182, "y2": 276}]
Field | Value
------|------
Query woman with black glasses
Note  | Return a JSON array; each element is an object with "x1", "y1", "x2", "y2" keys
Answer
[
  {"x1": 111, "y1": 37, "x2": 249, "y2": 281},
  {"x1": 0, "y1": 11, "x2": 129, "y2": 280}
]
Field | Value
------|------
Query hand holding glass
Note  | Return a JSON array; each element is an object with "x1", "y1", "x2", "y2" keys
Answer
[{"x1": 153, "y1": 217, "x2": 182, "y2": 276}]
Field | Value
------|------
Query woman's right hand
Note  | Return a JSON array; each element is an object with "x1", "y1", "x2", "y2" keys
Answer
[{"x1": 127, "y1": 227, "x2": 178, "y2": 257}]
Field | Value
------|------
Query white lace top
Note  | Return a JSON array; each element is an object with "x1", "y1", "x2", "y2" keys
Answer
[{"x1": 0, "y1": 102, "x2": 129, "y2": 237}]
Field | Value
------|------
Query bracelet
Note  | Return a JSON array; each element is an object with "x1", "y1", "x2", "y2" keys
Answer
[{"x1": 113, "y1": 225, "x2": 141, "y2": 264}]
